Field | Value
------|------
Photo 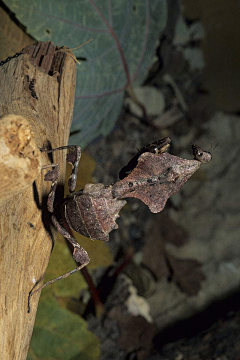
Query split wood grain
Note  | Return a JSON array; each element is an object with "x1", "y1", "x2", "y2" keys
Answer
[{"x1": 0, "y1": 41, "x2": 76, "y2": 360}]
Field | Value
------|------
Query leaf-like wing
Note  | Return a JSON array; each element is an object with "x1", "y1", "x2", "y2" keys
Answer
[
  {"x1": 112, "y1": 152, "x2": 200, "y2": 213},
  {"x1": 65, "y1": 183, "x2": 126, "y2": 241}
]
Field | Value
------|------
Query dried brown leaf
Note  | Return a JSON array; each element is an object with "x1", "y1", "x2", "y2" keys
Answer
[{"x1": 167, "y1": 254, "x2": 206, "y2": 296}]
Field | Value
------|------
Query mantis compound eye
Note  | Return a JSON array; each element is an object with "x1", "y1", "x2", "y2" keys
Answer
[{"x1": 191, "y1": 144, "x2": 212, "y2": 163}]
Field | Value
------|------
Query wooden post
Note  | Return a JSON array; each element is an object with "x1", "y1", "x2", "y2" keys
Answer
[{"x1": 0, "y1": 42, "x2": 76, "y2": 360}]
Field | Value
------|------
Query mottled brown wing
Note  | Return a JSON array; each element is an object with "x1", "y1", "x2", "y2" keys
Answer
[
  {"x1": 112, "y1": 152, "x2": 200, "y2": 213},
  {"x1": 64, "y1": 184, "x2": 126, "y2": 241}
]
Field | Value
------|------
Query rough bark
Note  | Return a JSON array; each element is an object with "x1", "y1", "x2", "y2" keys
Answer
[{"x1": 0, "y1": 42, "x2": 76, "y2": 360}]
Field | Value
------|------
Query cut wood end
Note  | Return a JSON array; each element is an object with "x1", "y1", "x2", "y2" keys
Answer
[{"x1": 0, "y1": 114, "x2": 41, "y2": 205}]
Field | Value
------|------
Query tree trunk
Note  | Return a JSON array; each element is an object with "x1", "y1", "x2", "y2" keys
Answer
[{"x1": 0, "y1": 42, "x2": 76, "y2": 360}]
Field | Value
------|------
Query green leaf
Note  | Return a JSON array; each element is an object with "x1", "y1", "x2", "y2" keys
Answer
[
  {"x1": 27, "y1": 298, "x2": 100, "y2": 360},
  {"x1": 72, "y1": 232, "x2": 114, "y2": 270},
  {"x1": 65, "y1": 151, "x2": 96, "y2": 193},
  {"x1": 4, "y1": 0, "x2": 167, "y2": 147},
  {"x1": 42, "y1": 238, "x2": 88, "y2": 299}
]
